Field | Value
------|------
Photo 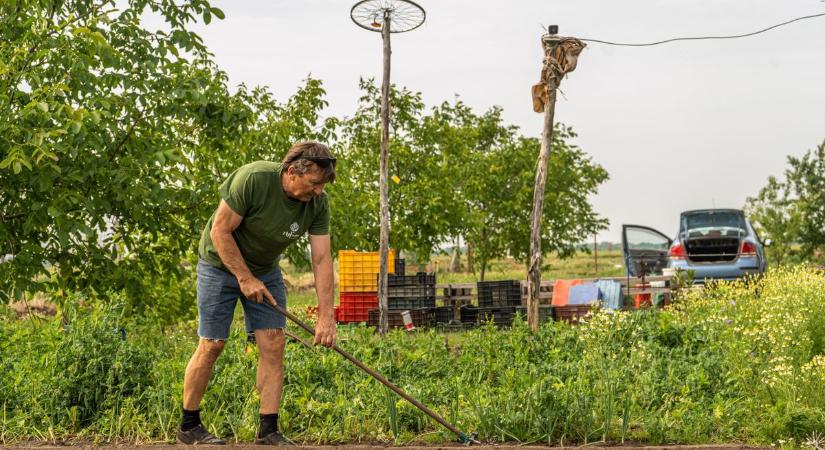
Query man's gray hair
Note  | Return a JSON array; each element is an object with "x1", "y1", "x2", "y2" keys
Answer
[{"x1": 281, "y1": 141, "x2": 336, "y2": 183}]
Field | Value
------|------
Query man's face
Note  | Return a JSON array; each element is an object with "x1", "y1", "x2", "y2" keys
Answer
[{"x1": 285, "y1": 166, "x2": 327, "y2": 202}]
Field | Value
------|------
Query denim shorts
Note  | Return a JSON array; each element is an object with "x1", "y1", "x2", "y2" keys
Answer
[{"x1": 196, "y1": 259, "x2": 287, "y2": 340}]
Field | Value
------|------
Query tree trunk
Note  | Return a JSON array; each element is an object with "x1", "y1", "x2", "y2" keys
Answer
[
  {"x1": 527, "y1": 86, "x2": 557, "y2": 331},
  {"x1": 378, "y1": 13, "x2": 392, "y2": 336},
  {"x1": 466, "y1": 241, "x2": 473, "y2": 274},
  {"x1": 449, "y1": 238, "x2": 461, "y2": 273}
]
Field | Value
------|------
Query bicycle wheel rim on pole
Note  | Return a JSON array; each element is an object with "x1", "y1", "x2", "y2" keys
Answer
[{"x1": 350, "y1": 0, "x2": 426, "y2": 33}]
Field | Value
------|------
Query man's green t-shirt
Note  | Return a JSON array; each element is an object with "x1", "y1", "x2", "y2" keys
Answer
[{"x1": 198, "y1": 161, "x2": 330, "y2": 275}]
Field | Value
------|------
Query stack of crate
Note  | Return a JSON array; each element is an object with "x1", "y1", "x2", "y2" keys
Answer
[
  {"x1": 336, "y1": 250, "x2": 395, "y2": 323},
  {"x1": 475, "y1": 280, "x2": 523, "y2": 327},
  {"x1": 387, "y1": 272, "x2": 436, "y2": 309},
  {"x1": 367, "y1": 270, "x2": 436, "y2": 330}
]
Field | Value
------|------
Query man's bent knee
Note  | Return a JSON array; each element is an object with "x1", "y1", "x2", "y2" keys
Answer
[
  {"x1": 197, "y1": 338, "x2": 226, "y2": 362},
  {"x1": 255, "y1": 328, "x2": 285, "y2": 354}
]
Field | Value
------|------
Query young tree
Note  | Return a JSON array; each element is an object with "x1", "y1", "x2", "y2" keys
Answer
[
  {"x1": 0, "y1": 0, "x2": 330, "y2": 311},
  {"x1": 329, "y1": 81, "x2": 609, "y2": 279},
  {"x1": 746, "y1": 140, "x2": 825, "y2": 264},
  {"x1": 462, "y1": 125, "x2": 609, "y2": 280},
  {"x1": 328, "y1": 80, "x2": 466, "y2": 261},
  {"x1": 745, "y1": 176, "x2": 802, "y2": 265},
  {"x1": 787, "y1": 142, "x2": 825, "y2": 260}
]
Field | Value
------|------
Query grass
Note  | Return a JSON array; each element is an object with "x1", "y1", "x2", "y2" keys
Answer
[
  {"x1": 2, "y1": 266, "x2": 825, "y2": 446},
  {"x1": 4, "y1": 252, "x2": 825, "y2": 446}
]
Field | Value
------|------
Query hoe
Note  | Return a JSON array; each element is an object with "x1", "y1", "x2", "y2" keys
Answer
[{"x1": 270, "y1": 302, "x2": 480, "y2": 445}]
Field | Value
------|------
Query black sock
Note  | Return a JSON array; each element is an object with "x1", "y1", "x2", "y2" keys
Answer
[
  {"x1": 259, "y1": 413, "x2": 279, "y2": 436},
  {"x1": 181, "y1": 408, "x2": 201, "y2": 431}
]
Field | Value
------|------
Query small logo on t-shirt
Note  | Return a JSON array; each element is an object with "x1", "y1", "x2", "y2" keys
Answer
[{"x1": 283, "y1": 222, "x2": 301, "y2": 240}]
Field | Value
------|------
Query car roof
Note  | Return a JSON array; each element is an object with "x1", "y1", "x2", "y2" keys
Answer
[{"x1": 680, "y1": 208, "x2": 743, "y2": 215}]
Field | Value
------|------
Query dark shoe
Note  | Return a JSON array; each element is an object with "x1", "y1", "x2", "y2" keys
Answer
[
  {"x1": 255, "y1": 431, "x2": 295, "y2": 446},
  {"x1": 177, "y1": 424, "x2": 226, "y2": 445}
]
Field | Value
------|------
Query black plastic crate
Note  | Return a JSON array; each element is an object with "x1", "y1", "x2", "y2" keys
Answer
[
  {"x1": 460, "y1": 305, "x2": 478, "y2": 324},
  {"x1": 386, "y1": 272, "x2": 436, "y2": 287},
  {"x1": 476, "y1": 306, "x2": 517, "y2": 327},
  {"x1": 388, "y1": 297, "x2": 436, "y2": 309},
  {"x1": 433, "y1": 306, "x2": 454, "y2": 324},
  {"x1": 394, "y1": 258, "x2": 405, "y2": 275},
  {"x1": 554, "y1": 304, "x2": 593, "y2": 324},
  {"x1": 477, "y1": 280, "x2": 522, "y2": 307},
  {"x1": 387, "y1": 285, "x2": 436, "y2": 299},
  {"x1": 367, "y1": 308, "x2": 434, "y2": 329},
  {"x1": 514, "y1": 306, "x2": 553, "y2": 324}
]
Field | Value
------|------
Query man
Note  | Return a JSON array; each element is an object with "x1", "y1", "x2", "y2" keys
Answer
[{"x1": 177, "y1": 141, "x2": 338, "y2": 445}]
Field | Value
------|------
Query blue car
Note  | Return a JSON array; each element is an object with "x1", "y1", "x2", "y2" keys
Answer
[{"x1": 622, "y1": 209, "x2": 770, "y2": 282}]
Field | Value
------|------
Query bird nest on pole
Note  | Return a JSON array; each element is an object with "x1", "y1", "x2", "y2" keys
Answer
[{"x1": 531, "y1": 33, "x2": 586, "y2": 113}]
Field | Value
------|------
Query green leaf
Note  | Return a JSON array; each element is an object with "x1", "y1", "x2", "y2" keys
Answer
[
  {"x1": 37, "y1": 102, "x2": 49, "y2": 113},
  {"x1": 210, "y1": 7, "x2": 225, "y2": 19}
]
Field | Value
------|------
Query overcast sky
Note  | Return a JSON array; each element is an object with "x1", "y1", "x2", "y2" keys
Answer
[{"x1": 174, "y1": 0, "x2": 825, "y2": 242}]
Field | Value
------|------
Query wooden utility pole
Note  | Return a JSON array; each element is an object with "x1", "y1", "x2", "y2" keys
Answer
[
  {"x1": 594, "y1": 233, "x2": 599, "y2": 275},
  {"x1": 351, "y1": 0, "x2": 425, "y2": 336},
  {"x1": 377, "y1": 10, "x2": 392, "y2": 336},
  {"x1": 527, "y1": 26, "x2": 586, "y2": 331},
  {"x1": 527, "y1": 83, "x2": 557, "y2": 330}
]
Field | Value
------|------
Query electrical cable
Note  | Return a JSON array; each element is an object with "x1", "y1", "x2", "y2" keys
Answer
[{"x1": 578, "y1": 12, "x2": 825, "y2": 47}]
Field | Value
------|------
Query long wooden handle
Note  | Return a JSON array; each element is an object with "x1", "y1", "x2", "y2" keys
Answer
[{"x1": 272, "y1": 303, "x2": 470, "y2": 441}]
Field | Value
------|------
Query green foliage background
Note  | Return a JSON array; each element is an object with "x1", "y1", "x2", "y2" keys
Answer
[
  {"x1": 746, "y1": 141, "x2": 825, "y2": 266},
  {"x1": 0, "y1": 0, "x2": 335, "y2": 311},
  {"x1": 1, "y1": 0, "x2": 608, "y2": 310}
]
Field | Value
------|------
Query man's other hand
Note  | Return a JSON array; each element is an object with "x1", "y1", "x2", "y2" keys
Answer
[{"x1": 314, "y1": 316, "x2": 337, "y2": 347}]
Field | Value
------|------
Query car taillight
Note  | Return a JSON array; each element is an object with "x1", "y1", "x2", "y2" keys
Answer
[
  {"x1": 741, "y1": 241, "x2": 757, "y2": 256},
  {"x1": 668, "y1": 243, "x2": 686, "y2": 259}
]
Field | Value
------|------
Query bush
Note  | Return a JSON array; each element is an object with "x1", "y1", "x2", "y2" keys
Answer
[{"x1": 2, "y1": 296, "x2": 159, "y2": 437}]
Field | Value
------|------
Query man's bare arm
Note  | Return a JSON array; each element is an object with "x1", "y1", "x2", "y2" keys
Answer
[
  {"x1": 309, "y1": 234, "x2": 336, "y2": 347},
  {"x1": 211, "y1": 200, "x2": 275, "y2": 305}
]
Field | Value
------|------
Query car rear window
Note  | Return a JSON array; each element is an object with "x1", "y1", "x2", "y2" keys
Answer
[{"x1": 680, "y1": 211, "x2": 746, "y2": 232}]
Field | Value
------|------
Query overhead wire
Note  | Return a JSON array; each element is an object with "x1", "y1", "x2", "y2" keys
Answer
[{"x1": 576, "y1": 12, "x2": 825, "y2": 47}]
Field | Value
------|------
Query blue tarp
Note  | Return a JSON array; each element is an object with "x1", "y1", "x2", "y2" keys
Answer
[
  {"x1": 596, "y1": 279, "x2": 623, "y2": 310},
  {"x1": 568, "y1": 284, "x2": 602, "y2": 305}
]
